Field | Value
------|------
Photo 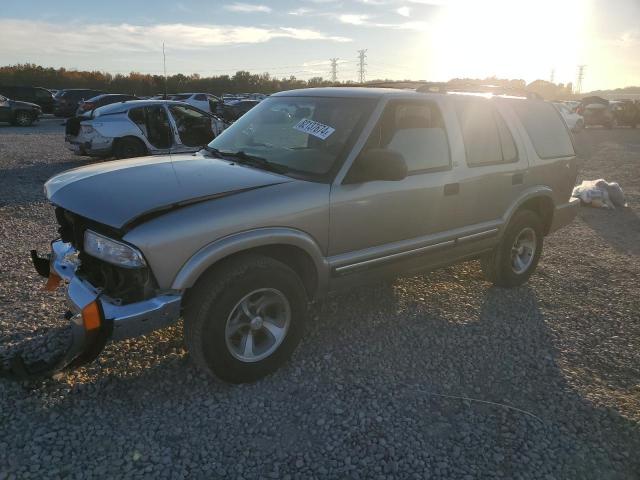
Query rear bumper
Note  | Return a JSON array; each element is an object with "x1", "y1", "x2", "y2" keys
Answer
[
  {"x1": 66, "y1": 138, "x2": 113, "y2": 157},
  {"x1": 549, "y1": 197, "x2": 580, "y2": 233}
]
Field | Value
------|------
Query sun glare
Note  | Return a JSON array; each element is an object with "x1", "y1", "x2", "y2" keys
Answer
[{"x1": 421, "y1": 0, "x2": 590, "y2": 85}]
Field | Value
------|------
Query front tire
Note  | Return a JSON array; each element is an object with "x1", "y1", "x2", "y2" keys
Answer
[
  {"x1": 481, "y1": 210, "x2": 544, "y2": 288},
  {"x1": 184, "y1": 255, "x2": 308, "y2": 383},
  {"x1": 113, "y1": 137, "x2": 147, "y2": 159}
]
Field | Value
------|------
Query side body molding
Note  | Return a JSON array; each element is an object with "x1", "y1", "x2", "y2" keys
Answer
[{"x1": 171, "y1": 227, "x2": 330, "y2": 292}]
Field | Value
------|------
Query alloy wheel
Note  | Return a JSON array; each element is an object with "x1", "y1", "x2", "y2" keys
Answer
[
  {"x1": 224, "y1": 288, "x2": 291, "y2": 363},
  {"x1": 511, "y1": 227, "x2": 537, "y2": 274}
]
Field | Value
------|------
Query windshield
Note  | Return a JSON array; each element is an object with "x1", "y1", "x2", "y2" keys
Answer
[{"x1": 207, "y1": 95, "x2": 376, "y2": 181}]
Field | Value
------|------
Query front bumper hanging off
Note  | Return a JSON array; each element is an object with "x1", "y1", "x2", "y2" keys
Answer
[{"x1": 1, "y1": 240, "x2": 181, "y2": 380}]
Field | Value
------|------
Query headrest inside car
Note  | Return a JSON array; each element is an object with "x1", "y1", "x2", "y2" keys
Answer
[{"x1": 397, "y1": 115, "x2": 430, "y2": 130}]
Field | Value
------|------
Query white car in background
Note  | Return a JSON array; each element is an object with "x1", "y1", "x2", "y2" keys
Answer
[
  {"x1": 554, "y1": 102, "x2": 584, "y2": 133},
  {"x1": 562, "y1": 100, "x2": 581, "y2": 113},
  {"x1": 65, "y1": 100, "x2": 225, "y2": 159},
  {"x1": 154, "y1": 93, "x2": 221, "y2": 114}
]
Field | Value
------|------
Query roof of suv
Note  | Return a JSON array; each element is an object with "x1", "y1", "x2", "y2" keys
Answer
[
  {"x1": 272, "y1": 87, "x2": 531, "y2": 101},
  {"x1": 273, "y1": 87, "x2": 419, "y2": 99}
]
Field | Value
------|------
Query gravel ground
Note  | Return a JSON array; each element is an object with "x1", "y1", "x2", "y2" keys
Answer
[{"x1": 1, "y1": 127, "x2": 639, "y2": 479}]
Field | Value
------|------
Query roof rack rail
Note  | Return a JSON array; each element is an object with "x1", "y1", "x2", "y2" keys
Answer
[
  {"x1": 360, "y1": 80, "x2": 542, "y2": 100},
  {"x1": 416, "y1": 82, "x2": 543, "y2": 100}
]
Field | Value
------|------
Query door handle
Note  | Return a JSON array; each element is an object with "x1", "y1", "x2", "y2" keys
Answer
[
  {"x1": 512, "y1": 173, "x2": 524, "y2": 185},
  {"x1": 444, "y1": 183, "x2": 459, "y2": 196}
]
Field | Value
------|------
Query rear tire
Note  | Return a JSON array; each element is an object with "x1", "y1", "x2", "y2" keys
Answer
[
  {"x1": 481, "y1": 210, "x2": 544, "y2": 288},
  {"x1": 184, "y1": 254, "x2": 308, "y2": 383},
  {"x1": 113, "y1": 137, "x2": 147, "y2": 159},
  {"x1": 13, "y1": 111, "x2": 34, "y2": 127}
]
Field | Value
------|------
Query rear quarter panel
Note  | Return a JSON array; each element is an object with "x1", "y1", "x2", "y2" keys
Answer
[{"x1": 503, "y1": 100, "x2": 578, "y2": 208}]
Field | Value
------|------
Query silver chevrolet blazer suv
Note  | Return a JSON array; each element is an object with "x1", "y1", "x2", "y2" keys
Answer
[{"x1": 23, "y1": 87, "x2": 579, "y2": 383}]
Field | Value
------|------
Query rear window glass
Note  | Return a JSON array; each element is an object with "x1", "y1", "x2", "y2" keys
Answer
[
  {"x1": 128, "y1": 107, "x2": 145, "y2": 125},
  {"x1": 511, "y1": 101, "x2": 575, "y2": 159}
]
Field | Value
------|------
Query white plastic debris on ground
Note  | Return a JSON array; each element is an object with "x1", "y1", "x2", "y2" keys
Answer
[{"x1": 572, "y1": 179, "x2": 627, "y2": 208}]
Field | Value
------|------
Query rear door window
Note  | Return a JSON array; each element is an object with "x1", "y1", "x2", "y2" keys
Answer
[
  {"x1": 128, "y1": 107, "x2": 146, "y2": 132},
  {"x1": 511, "y1": 100, "x2": 575, "y2": 159},
  {"x1": 455, "y1": 99, "x2": 517, "y2": 166},
  {"x1": 169, "y1": 104, "x2": 214, "y2": 147}
]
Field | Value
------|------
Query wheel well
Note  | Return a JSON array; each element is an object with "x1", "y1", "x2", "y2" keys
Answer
[
  {"x1": 516, "y1": 196, "x2": 554, "y2": 235},
  {"x1": 13, "y1": 109, "x2": 33, "y2": 119},
  {"x1": 188, "y1": 245, "x2": 319, "y2": 300}
]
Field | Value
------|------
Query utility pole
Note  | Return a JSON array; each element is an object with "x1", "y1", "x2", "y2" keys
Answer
[
  {"x1": 576, "y1": 65, "x2": 586, "y2": 94},
  {"x1": 162, "y1": 41, "x2": 168, "y2": 98},
  {"x1": 330, "y1": 58, "x2": 338, "y2": 83},
  {"x1": 357, "y1": 49, "x2": 367, "y2": 84}
]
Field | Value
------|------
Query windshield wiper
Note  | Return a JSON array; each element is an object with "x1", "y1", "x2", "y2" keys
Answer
[
  {"x1": 203, "y1": 145, "x2": 224, "y2": 158},
  {"x1": 219, "y1": 150, "x2": 289, "y2": 174}
]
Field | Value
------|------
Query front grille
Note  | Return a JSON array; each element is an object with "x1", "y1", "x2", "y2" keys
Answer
[{"x1": 55, "y1": 207, "x2": 157, "y2": 304}]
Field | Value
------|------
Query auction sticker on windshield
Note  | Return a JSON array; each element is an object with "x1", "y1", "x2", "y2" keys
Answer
[{"x1": 293, "y1": 119, "x2": 335, "y2": 140}]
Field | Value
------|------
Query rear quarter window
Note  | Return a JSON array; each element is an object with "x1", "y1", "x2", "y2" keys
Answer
[{"x1": 511, "y1": 101, "x2": 575, "y2": 159}]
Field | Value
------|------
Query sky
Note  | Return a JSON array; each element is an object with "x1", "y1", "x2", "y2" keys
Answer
[{"x1": 1, "y1": 0, "x2": 638, "y2": 91}]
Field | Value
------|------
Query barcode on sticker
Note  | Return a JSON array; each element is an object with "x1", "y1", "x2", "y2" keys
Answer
[{"x1": 293, "y1": 119, "x2": 335, "y2": 140}]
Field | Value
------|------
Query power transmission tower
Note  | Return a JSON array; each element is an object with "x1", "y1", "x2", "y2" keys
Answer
[
  {"x1": 576, "y1": 65, "x2": 586, "y2": 94},
  {"x1": 330, "y1": 58, "x2": 338, "y2": 83},
  {"x1": 357, "y1": 49, "x2": 367, "y2": 84}
]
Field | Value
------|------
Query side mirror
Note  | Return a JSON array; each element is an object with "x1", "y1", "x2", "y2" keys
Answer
[{"x1": 344, "y1": 148, "x2": 408, "y2": 184}]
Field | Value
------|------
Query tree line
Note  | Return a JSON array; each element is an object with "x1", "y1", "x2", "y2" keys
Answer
[{"x1": 0, "y1": 64, "x2": 337, "y2": 96}]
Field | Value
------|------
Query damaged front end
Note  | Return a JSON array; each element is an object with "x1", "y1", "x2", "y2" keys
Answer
[{"x1": 1, "y1": 211, "x2": 182, "y2": 380}]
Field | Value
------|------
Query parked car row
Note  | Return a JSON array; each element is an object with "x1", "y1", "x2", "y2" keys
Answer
[
  {"x1": 553, "y1": 102, "x2": 584, "y2": 133},
  {"x1": 0, "y1": 84, "x2": 267, "y2": 129},
  {"x1": 152, "y1": 92, "x2": 262, "y2": 122},
  {"x1": 579, "y1": 96, "x2": 640, "y2": 128}
]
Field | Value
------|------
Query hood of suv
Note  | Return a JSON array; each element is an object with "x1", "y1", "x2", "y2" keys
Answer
[{"x1": 45, "y1": 154, "x2": 292, "y2": 230}]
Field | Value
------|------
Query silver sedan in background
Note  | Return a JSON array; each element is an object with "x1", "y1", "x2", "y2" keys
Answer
[{"x1": 65, "y1": 99, "x2": 226, "y2": 159}]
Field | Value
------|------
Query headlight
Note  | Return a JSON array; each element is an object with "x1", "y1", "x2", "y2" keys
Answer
[
  {"x1": 83, "y1": 230, "x2": 146, "y2": 268},
  {"x1": 81, "y1": 125, "x2": 95, "y2": 134}
]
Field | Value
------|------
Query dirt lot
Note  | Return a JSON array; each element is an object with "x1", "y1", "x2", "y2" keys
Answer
[{"x1": 0, "y1": 125, "x2": 639, "y2": 479}]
